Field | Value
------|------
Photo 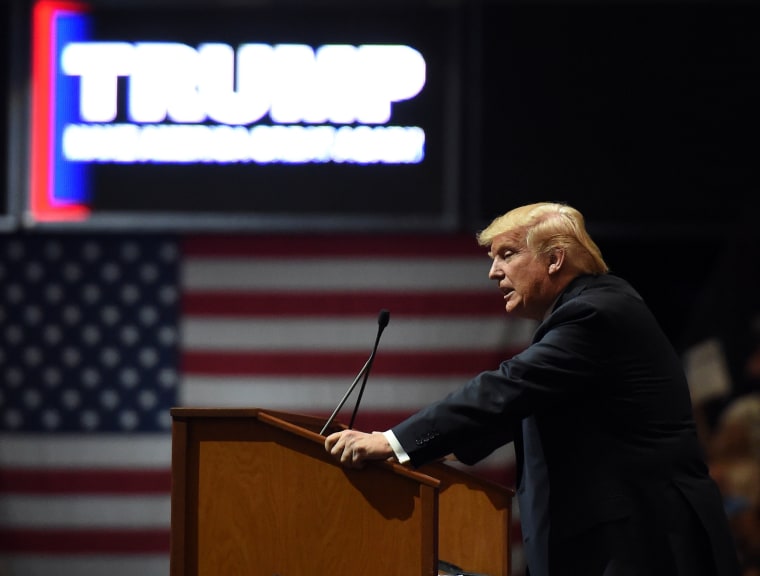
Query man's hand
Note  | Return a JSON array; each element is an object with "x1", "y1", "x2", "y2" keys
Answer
[{"x1": 324, "y1": 430, "x2": 395, "y2": 469}]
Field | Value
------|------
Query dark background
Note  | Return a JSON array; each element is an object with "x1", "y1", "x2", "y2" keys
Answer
[{"x1": 472, "y1": 2, "x2": 759, "y2": 236}]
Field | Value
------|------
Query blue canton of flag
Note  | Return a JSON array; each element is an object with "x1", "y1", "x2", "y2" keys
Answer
[{"x1": 0, "y1": 235, "x2": 181, "y2": 433}]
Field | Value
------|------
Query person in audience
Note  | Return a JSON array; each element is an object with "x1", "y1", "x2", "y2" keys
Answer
[
  {"x1": 325, "y1": 202, "x2": 741, "y2": 576},
  {"x1": 707, "y1": 394, "x2": 760, "y2": 575}
]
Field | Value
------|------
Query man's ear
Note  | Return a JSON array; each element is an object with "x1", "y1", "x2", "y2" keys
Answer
[{"x1": 548, "y1": 248, "x2": 565, "y2": 274}]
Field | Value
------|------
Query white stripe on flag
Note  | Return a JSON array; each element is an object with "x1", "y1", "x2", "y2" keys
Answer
[
  {"x1": 0, "y1": 435, "x2": 170, "y2": 468},
  {"x1": 0, "y1": 556, "x2": 169, "y2": 576},
  {"x1": 182, "y1": 317, "x2": 534, "y2": 351},
  {"x1": 181, "y1": 375, "x2": 468, "y2": 410},
  {"x1": 2, "y1": 495, "x2": 170, "y2": 528}
]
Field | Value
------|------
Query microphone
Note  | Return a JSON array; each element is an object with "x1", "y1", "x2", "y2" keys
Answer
[{"x1": 319, "y1": 309, "x2": 390, "y2": 436}]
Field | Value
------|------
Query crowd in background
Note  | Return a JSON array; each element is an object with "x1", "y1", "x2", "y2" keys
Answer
[{"x1": 684, "y1": 226, "x2": 760, "y2": 575}]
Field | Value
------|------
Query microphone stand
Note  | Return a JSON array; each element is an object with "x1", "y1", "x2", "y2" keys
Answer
[
  {"x1": 319, "y1": 356, "x2": 371, "y2": 436},
  {"x1": 319, "y1": 309, "x2": 390, "y2": 436},
  {"x1": 348, "y1": 328, "x2": 383, "y2": 430}
]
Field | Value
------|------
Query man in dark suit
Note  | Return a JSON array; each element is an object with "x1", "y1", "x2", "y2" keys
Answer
[{"x1": 325, "y1": 202, "x2": 741, "y2": 576}]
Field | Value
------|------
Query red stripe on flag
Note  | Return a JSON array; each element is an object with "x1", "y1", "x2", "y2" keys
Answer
[
  {"x1": 0, "y1": 529, "x2": 170, "y2": 554},
  {"x1": 182, "y1": 350, "x2": 522, "y2": 376},
  {"x1": 0, "y1": 469, "x2": 171, "y2": 495},
  {"x1": 182, "y1": 234, "x2": 485, "y2": 258},
  {"x1": 182, "y1": 291, "x2": 501, "y2": 317}
]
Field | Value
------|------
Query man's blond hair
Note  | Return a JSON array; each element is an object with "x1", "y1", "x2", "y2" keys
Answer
[{"x1": 477, "y1": 202, "x2": 609, "y2": 275}]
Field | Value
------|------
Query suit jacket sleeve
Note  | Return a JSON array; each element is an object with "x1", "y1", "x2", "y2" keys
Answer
[{"x1": 390, "y1": 291, "x2": 610, "y2": 467}]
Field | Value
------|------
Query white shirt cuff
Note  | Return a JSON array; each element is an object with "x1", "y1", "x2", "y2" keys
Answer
[{"x1": 382, "y1": 430, "x2": 411, "y2": 465}]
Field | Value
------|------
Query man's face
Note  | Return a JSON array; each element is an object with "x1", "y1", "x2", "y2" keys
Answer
[{"x1": 487, "y1": 231, "x2": 551, "y2": 321}]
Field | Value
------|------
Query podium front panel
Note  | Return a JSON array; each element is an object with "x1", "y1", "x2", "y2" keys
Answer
[{"x1": 171, "y1": 410, "x2": 440, "y2": 576}]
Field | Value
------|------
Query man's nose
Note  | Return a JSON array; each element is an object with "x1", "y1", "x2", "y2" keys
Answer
[{"x1": 488, "y1": 260, "x2": 501, "y2": 279}]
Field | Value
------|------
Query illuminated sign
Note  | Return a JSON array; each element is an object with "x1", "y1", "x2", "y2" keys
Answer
[
  {"x1": 30, "y1": 1, "x2": 89, "y2": 221},
  {"x1": 27, "y1": 1, "x2": 461, "y2": 230},
  {"x1": 61, "y1": 42, "x2": 426, "y2": 164}
]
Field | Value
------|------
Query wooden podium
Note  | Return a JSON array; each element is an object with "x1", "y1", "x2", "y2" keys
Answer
[{"x1": 170, "y1": 407, "x2": 514, "y2": 576}]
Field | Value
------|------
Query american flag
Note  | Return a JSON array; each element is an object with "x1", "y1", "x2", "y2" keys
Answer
[{"x1": 0, "y1": 232, "x2": 534, "y2": 576}]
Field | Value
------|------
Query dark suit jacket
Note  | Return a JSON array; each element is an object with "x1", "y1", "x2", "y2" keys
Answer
[{"x1": 391, "y1": 274, "x2": 740, "y2": 576}]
